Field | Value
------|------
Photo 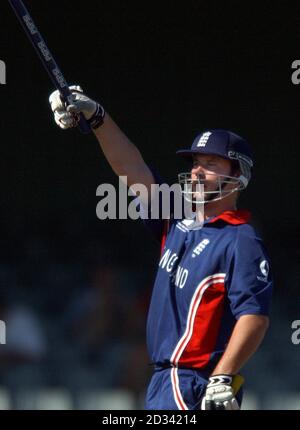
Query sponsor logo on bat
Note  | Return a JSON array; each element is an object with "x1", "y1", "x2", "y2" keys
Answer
[
  {"x1": 23, "y1": 14, "x2": 37, "y2": 35},
  {"x1": 38, "y1": 41, "x2": 52, "y2": 62},
  {"x1": 52, "y1": 68, "x2": 67, "y2": 88},
  {"x1": 0, "y1": 60, "x2": 6, "y2": 85}
]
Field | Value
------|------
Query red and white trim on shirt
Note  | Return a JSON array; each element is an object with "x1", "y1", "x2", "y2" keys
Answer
[
  {"x1": 209, "y1": 209, "x2": 251, "y2": 225},
  {"x1": 169, "y1": 273, "x2": 226, "y2": 410}
]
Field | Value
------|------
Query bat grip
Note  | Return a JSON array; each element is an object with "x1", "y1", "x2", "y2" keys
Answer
[
  {"x1": 78, "y1": 114, "x2": 91, "y2": 134},
  {"x1": 62, "y1": 89, "x2": 91, "y2": 134}
]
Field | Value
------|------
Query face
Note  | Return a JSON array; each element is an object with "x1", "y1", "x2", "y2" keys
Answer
[
  {"x1": 190, "y1": 154, "x2": 237, "y2": 200},
  {"x1": 192, "y1": 152, "x2": 232, "y2": 179}
]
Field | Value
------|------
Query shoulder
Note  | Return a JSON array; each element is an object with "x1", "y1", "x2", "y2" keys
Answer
[
  {"x1": 234, "y1": 223, "x2": 267, "y2": 248},
  {"x1": 218, "y1": 221, "x2": 269, "y2": 264},
  {"x1": 234, "y1": 223, "x2": 263, "y2": 241},
  {"x1": 227, "y1": 223, "x2": 271, "y2": 268},
  {"x1": 216, "y1": 221, "x2": 261, "y2": 244}
]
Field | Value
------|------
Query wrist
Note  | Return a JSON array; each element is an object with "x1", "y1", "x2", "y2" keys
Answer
[
  {"x1": 211, "y1": 362, "x2": 239, "y2": 376},
  {"x1": 88, "y1": 103, "x2": 105, "y2": 130},
  {"x1": 207, "y1": 374, "x2": 234, "y2": 385}
]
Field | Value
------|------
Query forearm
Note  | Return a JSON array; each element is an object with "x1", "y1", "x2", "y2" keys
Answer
[
  {"x1": 49, "y1": 87, "x2": 154, "y2": 189},
  {"x1": 93, "y1": 113, "x2": 152, "y2": 185},
  {"x1": 212, "y1": 314, "x2": 269, "y2": 375}
]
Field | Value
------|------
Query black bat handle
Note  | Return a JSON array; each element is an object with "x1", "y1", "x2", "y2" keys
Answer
[{"x1": 8, "y1": 0, "x2": 91, "y2": 134}]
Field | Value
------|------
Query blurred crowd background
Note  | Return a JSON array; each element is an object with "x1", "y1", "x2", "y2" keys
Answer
[{"x1": 0, "y1": 0, "x2": 299, "y2": 409}]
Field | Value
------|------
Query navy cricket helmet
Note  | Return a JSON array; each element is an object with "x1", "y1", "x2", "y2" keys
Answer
[{"x1": 176, "y1": 129, "x2": 254, "y2": 187}]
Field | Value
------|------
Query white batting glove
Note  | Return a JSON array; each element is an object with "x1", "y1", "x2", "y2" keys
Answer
[
  {"x1": 49, "y1": 85, "x2": 105, "y2": 130},
  {"x1": 201, "y1": 374, "x2": 244, "y2": 410}
]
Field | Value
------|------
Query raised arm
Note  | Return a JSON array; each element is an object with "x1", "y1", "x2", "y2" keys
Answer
[{"x1": 92, "y1": 113, "x2": 154, "y2": 190}]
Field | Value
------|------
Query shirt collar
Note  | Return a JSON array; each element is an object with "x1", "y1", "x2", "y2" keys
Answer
[{"x1": 207, "y1": 209, "x2": 251, "y2": 225}]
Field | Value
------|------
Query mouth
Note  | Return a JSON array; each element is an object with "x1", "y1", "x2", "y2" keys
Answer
[
  {"x1": 191, "y1": 181, "x2": 205, "y2": 200},
  {"x1": 191, "y1": 177, "x2": 212, "y2": 191}
]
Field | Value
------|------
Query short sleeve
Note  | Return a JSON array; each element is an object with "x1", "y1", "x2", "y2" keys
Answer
[{"x1": 226, "y1": 229, "x2": 273, "y2": 319}]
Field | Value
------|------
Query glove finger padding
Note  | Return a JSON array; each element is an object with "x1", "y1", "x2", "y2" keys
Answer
[
  {"x1": 67, "y1": 99, "x2": 94, "y2": 116},
  {"x1": 69, "y1": 85, "x2": 83, "y2": 93},
  {"x1": 49, "y1": 86, "x2": 82, "y2": 107},
  {"x1": 201, "y1": 374, "x2": 244, "y2": 410},
  {"x1": 54, "y1": 110, "x2": 79, "y2": 129},
  {"x1": 49, "y1": 89, "x2": 65, "y2": 113},
  {"x1": 49, "y1": 85, "x2": 105, "y2": 130},
  {"x1": 67, "y1": 93, "x2": 99, "y2": 120}
]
